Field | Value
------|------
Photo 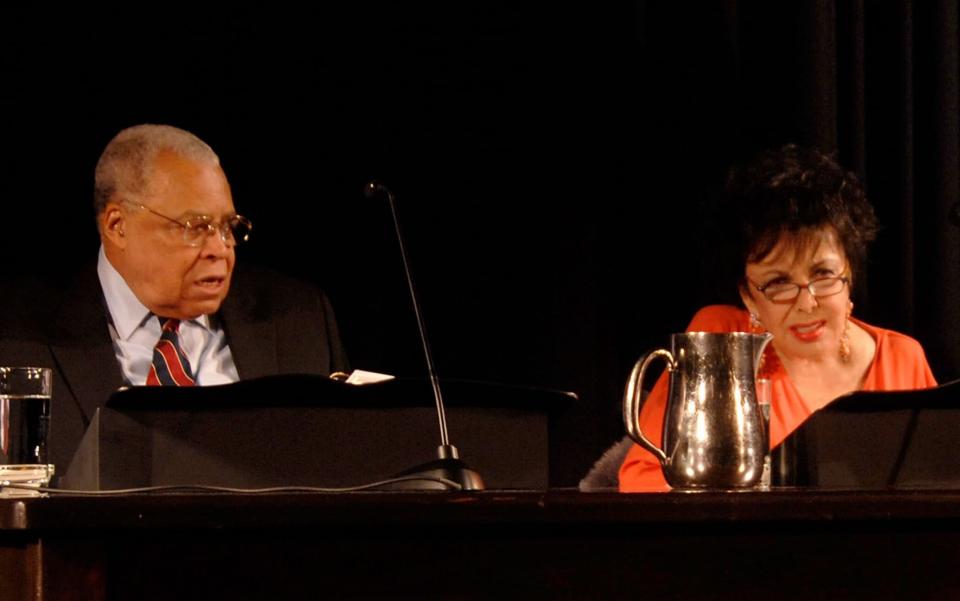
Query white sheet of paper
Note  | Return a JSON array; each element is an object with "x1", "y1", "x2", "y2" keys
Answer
[{"x1": 345, "y1": 369, "x2": 395, "y2": 385}]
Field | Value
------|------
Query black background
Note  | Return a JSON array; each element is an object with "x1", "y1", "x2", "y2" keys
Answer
[{"x1": 2, "y1": 3, "x2": 958, "y2": 484}]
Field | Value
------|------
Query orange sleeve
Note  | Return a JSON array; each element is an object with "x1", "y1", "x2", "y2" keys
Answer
[
  {"x1": 618, "y1": 305, "x2": 748, "y2": 492},
  {"x1": 913, "y1": 348, "x2": 938, "y2": 388},
  {"x1": 865, "y1": 328, "x2": 938, "y2": 391}
]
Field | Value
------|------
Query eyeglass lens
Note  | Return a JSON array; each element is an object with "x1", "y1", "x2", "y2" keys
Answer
[
  {"x1": 183, "y1": 217, "x2": 251, "y2": 246},
  {"x1": 765, "y1": 277, "x2": 845, "y2": 301}
]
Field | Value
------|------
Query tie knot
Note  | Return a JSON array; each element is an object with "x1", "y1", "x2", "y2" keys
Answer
[
  {"x1": 159, "y1": 318, "x2": 181, "y2": 333},
  {"x1": 147, "y1": 317, "x2": 195, "y2": 386}
]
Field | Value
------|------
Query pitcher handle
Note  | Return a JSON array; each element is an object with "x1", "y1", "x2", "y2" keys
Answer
[{"x1": 623, "y1": 349, "x2": 675, "y2": 465}]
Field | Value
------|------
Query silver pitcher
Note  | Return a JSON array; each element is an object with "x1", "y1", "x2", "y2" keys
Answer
[{"x1": 623, "y1": 332, "x2": 773, "y2": 489}]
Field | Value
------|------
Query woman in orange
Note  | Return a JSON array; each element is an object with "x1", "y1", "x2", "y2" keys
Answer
[{"x1": 619, "y1": 145, "x2": 937, "y2": 492}]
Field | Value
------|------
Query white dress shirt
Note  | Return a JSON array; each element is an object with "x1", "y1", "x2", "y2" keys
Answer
[{"x1": 97, "y1": 246, "x2": 240, "y2": 386}]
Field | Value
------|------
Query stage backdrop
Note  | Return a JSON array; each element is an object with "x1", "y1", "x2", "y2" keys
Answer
[{"x1": 1, "y1": 2, "x2": 958, "y2": 484}]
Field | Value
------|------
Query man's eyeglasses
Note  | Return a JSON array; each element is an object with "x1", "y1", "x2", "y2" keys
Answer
[
  {"x1": 747, "y1": 273, "x2": 850, "y2": 303},
  {"x1": 123, "y1": 200, "x2": 252, "y2": 248}
]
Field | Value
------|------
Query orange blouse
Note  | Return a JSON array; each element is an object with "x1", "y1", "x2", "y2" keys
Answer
[{"x1": 618, "y1": 305, "x2": 938, "y2": 492}]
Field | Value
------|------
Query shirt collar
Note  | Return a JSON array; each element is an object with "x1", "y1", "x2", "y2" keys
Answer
[{"x1": 97, "y1": 245, "x2": 210, "y2": 341}]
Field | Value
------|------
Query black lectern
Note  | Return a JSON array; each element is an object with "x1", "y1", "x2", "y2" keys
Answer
[
  {"x1": 775, "y1": 379, "x2": 960, "y2": 489},
  {"x1": 60, "y1": 375, "x2": 574, "y2": 491}
]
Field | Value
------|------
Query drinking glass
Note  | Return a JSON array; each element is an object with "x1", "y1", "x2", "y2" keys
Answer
[{"x1": 0, "y1": 367, "x2": 54, "y2": 497}]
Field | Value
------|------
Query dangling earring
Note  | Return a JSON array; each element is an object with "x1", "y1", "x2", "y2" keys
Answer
[
  {"x1": 749, "y1": 312, "x2": 764, "y2": 334},
  {"x1": 838, "y1": 301, "x2": 853, "y2": 363}
]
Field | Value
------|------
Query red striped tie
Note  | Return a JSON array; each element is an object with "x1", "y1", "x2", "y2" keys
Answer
[{"x1": 146, "y1": 318, "x2": 196, "y2": 386}]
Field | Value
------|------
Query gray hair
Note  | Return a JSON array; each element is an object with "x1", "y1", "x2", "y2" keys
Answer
[{"x1": 93, "y1": 124, "x2": 220, "y2": 215}]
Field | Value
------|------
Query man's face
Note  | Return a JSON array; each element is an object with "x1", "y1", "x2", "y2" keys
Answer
[{"x1": 116, "y1": 150, "x2": 236, "y2": 319}]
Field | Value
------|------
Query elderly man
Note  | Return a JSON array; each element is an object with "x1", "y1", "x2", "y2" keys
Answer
[{"x1": 0, "y1": 124, "x2": 348, "y2": 470}]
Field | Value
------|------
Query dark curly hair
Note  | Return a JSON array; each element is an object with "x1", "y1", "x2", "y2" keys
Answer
[{"x1": 720, "y1": 144, "x2": 879, "y2": 293}]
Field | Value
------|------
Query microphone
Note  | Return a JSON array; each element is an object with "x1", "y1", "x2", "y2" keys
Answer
[{"x1": 365, "y1": 181, "x2": 484, "y2": 491}]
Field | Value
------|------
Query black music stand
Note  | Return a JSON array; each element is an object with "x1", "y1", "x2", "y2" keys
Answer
[
  {"x1": 774, "y1": 379, "x2": 960, "y2": 489},
  {"x1": 60, "y1": 375, "x2": 574, "y2": 491}
]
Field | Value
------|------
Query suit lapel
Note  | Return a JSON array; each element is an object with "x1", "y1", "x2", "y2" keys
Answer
[
  {"x1": 220, "y1": 272, "x2": 279, "y2": 379},
  {"x1": 48, "y1": 264, "x2": 281, "y2": 393},
  {"x1": 49, "y1": 267, "x2": 125, "y2": 423}
]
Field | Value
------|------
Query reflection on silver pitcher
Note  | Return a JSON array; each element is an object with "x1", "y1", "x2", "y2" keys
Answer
[{"x1": 623, "y1": 332, "x2": 773, "y2": 490}]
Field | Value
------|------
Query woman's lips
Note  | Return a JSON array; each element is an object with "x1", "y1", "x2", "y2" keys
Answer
[{"x1": 789, "y1": 320, "x2": 826, "y2": 342}]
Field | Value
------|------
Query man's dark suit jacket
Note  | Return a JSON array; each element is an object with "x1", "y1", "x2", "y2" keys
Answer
[{"x1": 0, "y1": 263, "x2": 349, "y2": 471}]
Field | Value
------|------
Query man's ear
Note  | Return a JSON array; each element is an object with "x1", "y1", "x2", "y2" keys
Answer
[{"x1": 100, "y1": 202, "x2": 127, "y2": 248}]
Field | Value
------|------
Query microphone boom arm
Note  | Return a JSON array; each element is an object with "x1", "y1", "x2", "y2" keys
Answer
[
  {"x1": 383, "y1": 186, "x2": 450, "y2": 448},
  {"x1": 364, "y1": 181, "x2": 484, "y2": 490}
]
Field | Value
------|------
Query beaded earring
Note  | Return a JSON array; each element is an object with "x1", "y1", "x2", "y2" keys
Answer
[{"x1": 839, "y1": 301, "x2": 853, "y2": 363}]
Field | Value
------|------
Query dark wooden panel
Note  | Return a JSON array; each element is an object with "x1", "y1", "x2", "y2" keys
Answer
[{"x1": 4, "y1": 491, "x2": 960, "y2": 600}]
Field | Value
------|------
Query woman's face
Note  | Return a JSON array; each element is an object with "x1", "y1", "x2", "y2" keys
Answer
[{"x1": 740, "y1": 228, "x2": 852, "y2": 363}]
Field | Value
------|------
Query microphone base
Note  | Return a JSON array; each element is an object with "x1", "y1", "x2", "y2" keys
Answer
[{"x1": 385, "y1": 446, "x2": 485, "y2": 491}]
